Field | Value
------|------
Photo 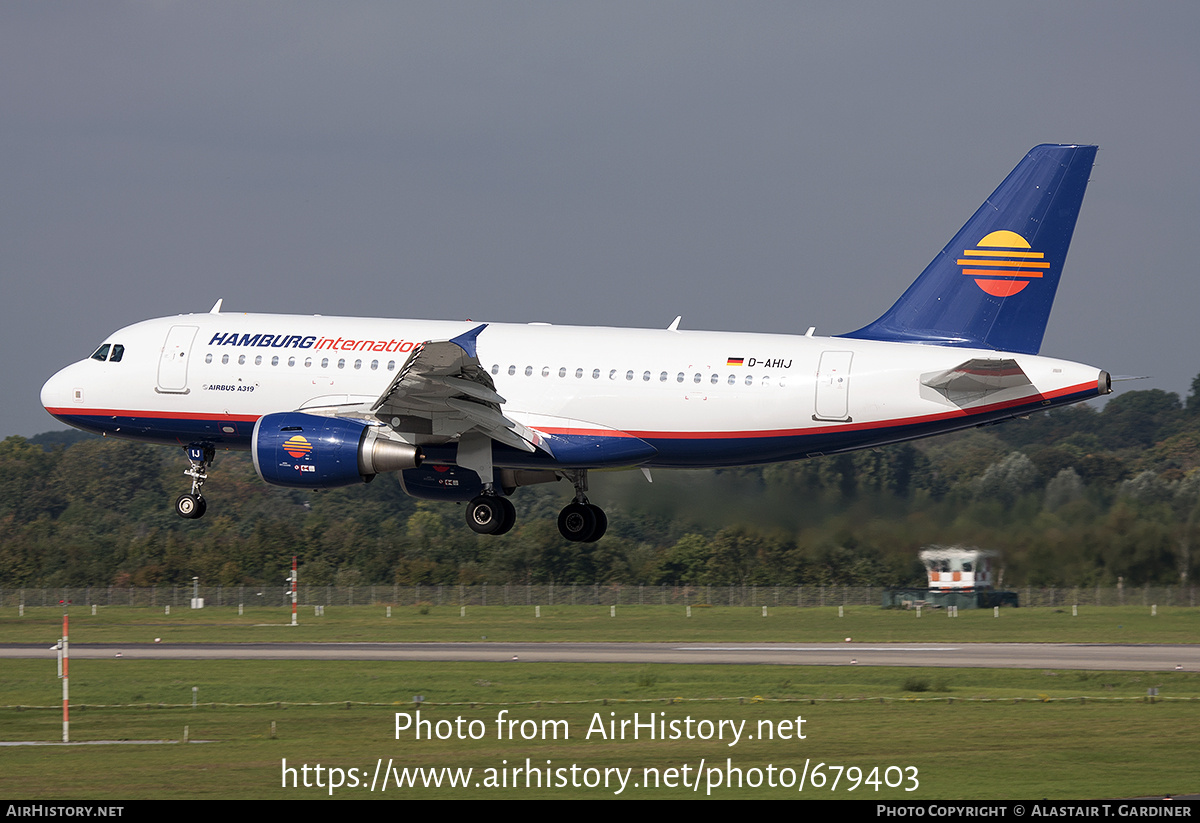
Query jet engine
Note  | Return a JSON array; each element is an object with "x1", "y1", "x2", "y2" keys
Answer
[{"x1": 252, "y1": 412, "x2": 422, "y2": 488}]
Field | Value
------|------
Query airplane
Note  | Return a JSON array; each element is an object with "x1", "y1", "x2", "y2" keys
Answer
[{"x1": 41, "y1": 144, "x2": 1109, "y2": 542}]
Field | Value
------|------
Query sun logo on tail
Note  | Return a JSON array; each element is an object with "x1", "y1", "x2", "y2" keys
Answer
[{"x1": 957, "y1": 230, "x2": 1049, "y2": 296}]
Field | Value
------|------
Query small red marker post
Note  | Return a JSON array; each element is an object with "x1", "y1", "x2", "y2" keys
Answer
[{"x1": 60, "y1": 605, "x2": 69, "y2": 743}]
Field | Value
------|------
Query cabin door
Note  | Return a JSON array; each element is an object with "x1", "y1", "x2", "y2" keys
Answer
[
  {"x1": 813, "y1": 351, "x2": 853, "y2": 421},
  {"x1": 157, "y1": 325, "x2": 198, "y2": 393}
]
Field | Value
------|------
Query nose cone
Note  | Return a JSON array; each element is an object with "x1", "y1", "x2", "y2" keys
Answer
[{"x1": 41, "y1": 362, "x2": 81, "y2": 424}]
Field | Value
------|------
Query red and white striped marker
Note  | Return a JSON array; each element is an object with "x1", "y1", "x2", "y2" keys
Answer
[{"x1": 61, "y1": 611, "x2": 69, "y2": 743}]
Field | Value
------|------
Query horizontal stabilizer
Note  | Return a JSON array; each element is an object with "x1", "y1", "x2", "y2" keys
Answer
[{"x1": 921, "y1": 358, "x2": 1031, "y2": 406}]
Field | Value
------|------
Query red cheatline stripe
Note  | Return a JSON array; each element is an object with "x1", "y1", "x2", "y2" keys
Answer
[
  {"x1": 624, "y1": 380, "x2": 1095, "y2": 440},
  {"x1": 46, "y1": 407, "x2": 262, "y2": 422},
  {"x1": 47, "y1": 379, "x2": 1097, "y2": 443}
]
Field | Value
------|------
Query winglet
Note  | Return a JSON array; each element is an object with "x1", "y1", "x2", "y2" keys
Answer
[
  {"x1": 209, "y1": 298, "x2": 223, "y2": 314},
  {"x1": 668, "y1": 316, "x2": 682, "y2": 332},
  {"x1": 449, "y1": 324, "x2": 488, "y2": 359}
]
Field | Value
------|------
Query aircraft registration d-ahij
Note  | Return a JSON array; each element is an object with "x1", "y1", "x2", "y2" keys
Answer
[{"x1": 42, "y1": 144, "x2": 1109, "y2": 542}]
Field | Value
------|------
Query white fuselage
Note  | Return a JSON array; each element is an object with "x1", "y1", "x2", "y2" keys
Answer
[{"x1": 41, "y1": 311, "x2": 1107, "y2": 469}]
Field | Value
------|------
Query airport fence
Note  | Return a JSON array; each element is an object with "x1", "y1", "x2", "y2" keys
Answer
[{"x1": 0, "y1": 583, "x2": 1196, "y2": 609}]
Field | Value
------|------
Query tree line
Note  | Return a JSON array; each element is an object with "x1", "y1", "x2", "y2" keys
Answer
[{"x1": 3, "y1": 376, "x2": 1199, "y2": 589}]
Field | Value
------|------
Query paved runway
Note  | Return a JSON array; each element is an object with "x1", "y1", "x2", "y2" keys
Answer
[{"x1": 2, "y1": 642, "x2": 1196, "y2": 670}]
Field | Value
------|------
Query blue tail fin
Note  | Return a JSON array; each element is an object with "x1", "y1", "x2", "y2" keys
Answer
[{"x1": 842, "y1": 144, "x2": 1096, "y2": 355}]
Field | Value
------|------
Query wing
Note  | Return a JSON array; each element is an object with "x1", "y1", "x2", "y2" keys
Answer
[{"x1": 367, "y1": 324, "x2": 543, "y2": 454}]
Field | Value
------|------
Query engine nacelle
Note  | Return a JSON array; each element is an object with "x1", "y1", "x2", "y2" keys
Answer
[
  {"x1": 253, "y1": 412, "x2": 422, "y2": 489},
  {"x1": 399, "y1": 466, "x2": 559, "y2": 501}
]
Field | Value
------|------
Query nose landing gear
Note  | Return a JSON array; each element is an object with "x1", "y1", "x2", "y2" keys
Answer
[{"x1": 175, "y1": 443, "x2": 214, "y2": 520}]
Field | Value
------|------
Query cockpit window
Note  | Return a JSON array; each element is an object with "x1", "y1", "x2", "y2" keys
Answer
[
  {"x1": 90, "y1": 344, "x2": 110, "y2": 362},
  {"x1": 109, "y1": 344, "x2": 124, "y2": 362}
]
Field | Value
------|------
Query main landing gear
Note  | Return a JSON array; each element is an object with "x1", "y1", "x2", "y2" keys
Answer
[
  {"x1": 556, "y1": 470, "x2": 607, "y2": 543},
  {"x1": 175, "y1": 443, "x2": 214, "y2": 520},
  {"x1": 463, "y1": 469, "x2": 608, "y2": 542},
  {"x1": 465, "y1": 494, "x2": 517, "y2": 536},
  {"x1": 557, "y1": 502, "x2": 607, "y2": 543}
]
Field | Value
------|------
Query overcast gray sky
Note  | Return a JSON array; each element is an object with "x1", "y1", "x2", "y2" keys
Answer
[{"x1": 4, "y1": 2, "x2": 1198, "y2": 438}]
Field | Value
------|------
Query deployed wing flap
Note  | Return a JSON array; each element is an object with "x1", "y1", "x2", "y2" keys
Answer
[
  {"x1": 921, "y1": 358, "x2": 1032, "y2": 406},
  {"x1": 367, "y1": 324, "x2": 542, "y2": 453}
]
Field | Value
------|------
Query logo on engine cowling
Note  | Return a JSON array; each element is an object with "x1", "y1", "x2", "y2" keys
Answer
[{"x1": 283, "y1": 435, "x2": 312, "y2": 459}]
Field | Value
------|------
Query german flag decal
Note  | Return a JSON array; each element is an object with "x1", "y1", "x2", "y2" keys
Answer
[{"x1": 726, "y1": 357, "x2": 744, "y2": 366}]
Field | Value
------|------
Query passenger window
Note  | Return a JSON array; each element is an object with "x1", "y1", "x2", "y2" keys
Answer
[
  {"x1": 371, "y1": 360, "x2": 379, "y2": 370},
  {"x1": 491, "y1": 364, "x2": 499, "y2": 375},
  {"x1": 255, "y1": 355, "x2": 263, "y2": 366},
  {"x1": 271, "y1": 356, "x2": 280, "y2": 366},
  {"x1": 677, "y1": 373, "x2": 684, "y2": 383},
  {"x1": 387, "y1": 360, "x2": 395, "y2": 371},
  {"x1": 238, "y1": 355, "x2": 246, "y2": 365},
  {"x1": 109, "y1": 345, "x2": 124, "y2": 362},
  {"x1": 643, "y1": 371, "x2": 651, "y2": 382},
  {"x1": 558, "y1": 367, "x2": 567, "y2": 378},
  {"x1": 205, "y1": 353, "x2": 213, "y2": 364},
  {"x1": 710, "y1": 374, "x2": 719, "y2": 384},
  {"x1": 541, "y1": 366, "x2": 550, "y2": 377},
  {"x1": 609, "y1": 369, "x2": 618, "y2": 380},
  {"x1": 321, "y1": 358, "x2": 329, "y2": 369},
  {"x1": 525, "y1": 366, "x2": 533, "y2": 377},
  {"x1": 745, "y1": 374, "x2": 753, "y2": 386},
  {"x1": 354, "y1": 359, "x2": 362, "y2": 370},
  {"x1": 221, "y1": 354, "x2": 230, "y2": 365},
  {"x1": 338, "y1": 359, "x2": 346, "y2": 369},
  {"x1": 693, "y1": 373, "x2": 702, "y2": 383},
  {"x1": 91, "y1": 344, "x2": 110, "y2": 362},
  {"x1": 659, "y1": 372, "x2": 667, "y2": 382},
  {"x1": 626, "y1": 370, "x2": 634, "y2": 381},
  {"x1": 727, "y1": 374, "x2": 735, "y2": 385},
  {"x1": 593, "y1": 369, "x2": 600, "y2": 379},
  {"x1": 288, "y1": 357, "x2": 296, "y2": 367},
  {"x1": 305, "y1": 358, "x2": 313, "y2": 368},
  {"x1": 575, "y1": 368, "x2": 584, "y2": 379}
]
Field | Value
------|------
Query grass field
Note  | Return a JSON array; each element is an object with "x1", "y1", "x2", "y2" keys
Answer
[
  {"x1": 1, "y1": 660, "x2": 1198, "y2": 799},
  {"x1": 2, "y1": 603, "x2": 1196, "y2": 644},
  {"x1": 1, "y1": 605, "x2": 1197, "y2": 799}
]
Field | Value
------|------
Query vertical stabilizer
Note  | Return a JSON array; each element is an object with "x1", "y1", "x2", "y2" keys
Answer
[{"x1": 842, "y1": 144, "x2": 1096, "y2": 355}]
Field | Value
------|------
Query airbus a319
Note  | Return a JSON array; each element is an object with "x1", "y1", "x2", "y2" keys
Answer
[{"x1": 41, "y1": 144, "x2": 1109, "y2": 542}]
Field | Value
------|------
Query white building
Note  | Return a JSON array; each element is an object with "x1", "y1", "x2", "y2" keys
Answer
[{"x1": 919, "y1": 546, "x2": 1000, "y2": 591}]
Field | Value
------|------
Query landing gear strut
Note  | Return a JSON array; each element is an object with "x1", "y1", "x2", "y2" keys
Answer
[
  {"x1": 557, "y1": 470, "x2": 607, "y2": 543},
  {"x1": 175, "y1": 443, "x2": 214, "y2": 520},
  {"x1": 465, "y1": 494, "x2": 516, "y2": 535}
]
